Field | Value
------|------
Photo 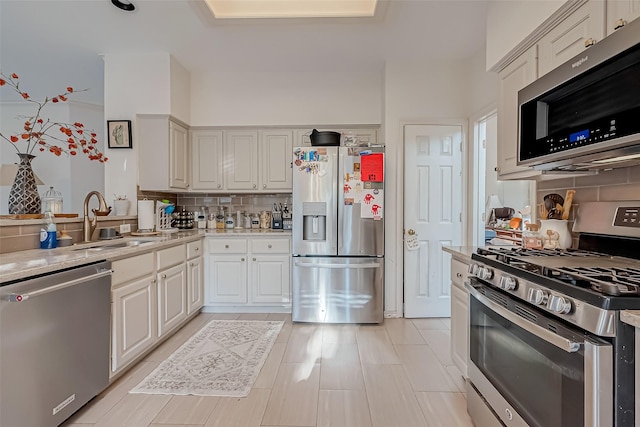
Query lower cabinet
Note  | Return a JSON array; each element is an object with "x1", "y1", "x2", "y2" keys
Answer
[
  {"x1": 450, "y1": 257, "x2": 470, "y2": 378},
  {"x1": 204, "y1": 235, "x2": 291, "y2": 311},
  {"x1": 110, "y1": 238, "x2": 204, "y2": 378}
]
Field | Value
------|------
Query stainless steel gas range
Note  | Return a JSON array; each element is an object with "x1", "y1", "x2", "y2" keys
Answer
[{"x1": 466, "y1": 201, "x2": 640, "y2": 427}]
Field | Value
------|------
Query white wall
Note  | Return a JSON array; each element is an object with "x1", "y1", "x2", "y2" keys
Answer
[
  {"x1": 190, "y1": 70, "x2": 382, "y2": 126},
  {"x1": 170, "y1": 57, "x2": 191, "y2": 124},
  {"x1": 103, "y1": 53, "x2": 174, "y2": 212},
  {"x1": 486, "y1": 0, "x2": 564, "y2": 70}
]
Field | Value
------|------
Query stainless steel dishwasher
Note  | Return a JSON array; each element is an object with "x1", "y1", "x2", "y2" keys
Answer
[{"x1": 0, "y1": 261, "x2": 112, "y2": 427}]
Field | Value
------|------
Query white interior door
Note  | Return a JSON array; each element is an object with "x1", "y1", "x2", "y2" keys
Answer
[{"x1": 404, "y1": 124, "x2": 463, "y2": 318}]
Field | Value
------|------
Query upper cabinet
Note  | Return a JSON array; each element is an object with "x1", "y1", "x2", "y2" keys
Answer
[
  {"x1": 225, "y1": 130, "x2": 260, "y2": 191},
  {"x1": 538, "y1": 0, "x2": 606, "y2": 77},
  {"x1": 606, "y1": 0, "x2": 640, "y2": 35},
  {"x1": 191, "y1": 130, "x2": 224, "y2": 191},
  {"x1": 260, "y1": 130, "x2": 293, "y2": 191},
  {"x1": 138, "y1": 115, "x2": 190, "y2": 191},
  {"x1": 497, "y1": 46, "x2": 538, "y2": 179}
]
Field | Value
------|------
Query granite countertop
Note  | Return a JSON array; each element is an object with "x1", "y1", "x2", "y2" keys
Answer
[
  {"x1": 621, "y1": 311, "x2": 640, "y2": 329},
  {"x1": 441, "y1": 246, "x2": 477, "y2": 263},
  {"x1": 0, "y1": 229, "x2": 291, "y2": 285}
]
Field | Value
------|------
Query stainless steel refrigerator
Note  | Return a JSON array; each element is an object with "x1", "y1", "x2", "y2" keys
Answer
[{"x1": 292, "y1": 145, "x2": 384, "y2": 323}]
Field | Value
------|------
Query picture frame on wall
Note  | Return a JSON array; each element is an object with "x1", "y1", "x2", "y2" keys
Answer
[{"x1": 107, "y1": 120, "x2": 132, "y2": 149}]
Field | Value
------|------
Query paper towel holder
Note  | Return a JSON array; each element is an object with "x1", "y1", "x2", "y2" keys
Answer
[{"x1": 136, "y1": 199, "x2": 156, "y2": 233}]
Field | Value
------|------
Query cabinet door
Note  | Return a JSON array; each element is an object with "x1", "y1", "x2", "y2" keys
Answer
[
  {"x1": 187, "y1": 256, "x2": 204, "y2": 315},
  {"x1": 450, "y1": 284, "x2": 468, "y2": 378},
  {"x1": 260, "y1": 130, "x2": 293, "y2": 191},
  {"x1": 497, "y1": 45, "x2": 538, "y2": 178},
  {"x1": 191, "y1": 130, "x2": 224, "y2": 191},
  {"x1": 205, "y1": 254, "x2": 248, "y2": 304},
  {"x1": 225, "y1": 130, "x2": 259, "y2": 190},
  {"x1": 606, "y1": 0, "x2": 640, "y2": 35},
  {"x1": 169, "y1": 121, "x2": 189, "y2": 190},
  {"x1": 111, "y1": 275, "x2": 156, "y2": 375},
  {"x1": 157, "y1": 263, "x2": 188, "y2": 338},
  {"x1": 538, "y1": 0, "x2": 606, "y2": 77},
  {"x1": 250, "y1": 254, "x2": 291, "y2": 304}
]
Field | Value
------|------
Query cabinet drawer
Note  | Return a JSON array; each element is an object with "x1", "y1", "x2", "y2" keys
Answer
[
  {"x1": 208, "y1": 238, "x2": 248, "y2": 254},
  {"x1": 451, "y1": 258, "x2": 468, "y2": 289},
  {"x1": 187, "y1": 239, "x2": 203, "y2": 259},
  {"x1": 251, "y1": 238, "x2": 290, "y2": 254},
  {"x1": 112, "y1": 252, "x2": 154, "y2": 285},
  {"x1": 157, "y1": 244, "x2": 186, "y2": 270}
]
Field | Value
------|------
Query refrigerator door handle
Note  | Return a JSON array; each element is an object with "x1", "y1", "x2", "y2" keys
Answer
[{"x1": 294, "y1": 261, "x2": 382, "y2": 269}]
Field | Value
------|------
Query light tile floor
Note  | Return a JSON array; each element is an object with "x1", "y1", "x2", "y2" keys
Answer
[{"x1": 63, "y1": 313, "x2": 474, "y2": 427}]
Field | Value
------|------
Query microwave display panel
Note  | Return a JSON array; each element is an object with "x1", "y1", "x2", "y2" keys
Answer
[{"x1": 519, "y1": 41, "x2": 640, "y2": 164}]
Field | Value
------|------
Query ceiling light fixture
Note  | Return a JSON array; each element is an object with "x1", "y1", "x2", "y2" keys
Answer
[
  {"x1": 203, "y1": 0, "x2": 377, "y2": 19},
  {"x1": 111, "y1": 0, "x2": 135, "y2": 12}
]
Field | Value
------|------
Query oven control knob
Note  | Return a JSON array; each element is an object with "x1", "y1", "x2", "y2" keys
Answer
[
  {"x1": 548, "y1": 295, "x2": 572, "y2": 314},
  {"x1": 499, "y1": 276, "x2": 518, "y2": 290},
  {"x1": 468, "y1": 264, "x2": 479, "y2": 275},
  {"x1": 477, "y1": 267, "x2": 494, "y2": 280},
  {"x1": 527, "y1": 288, "x2": 548, "y2": 305}
]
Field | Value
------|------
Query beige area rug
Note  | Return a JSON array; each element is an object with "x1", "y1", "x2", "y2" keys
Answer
[{"x1": 130, "y1": 320, "x2": 283, "y2": 397}]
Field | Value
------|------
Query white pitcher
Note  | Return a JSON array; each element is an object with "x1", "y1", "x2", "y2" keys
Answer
[{"x1": 539, "y1": 219, "x2": 572, "y2": 249}]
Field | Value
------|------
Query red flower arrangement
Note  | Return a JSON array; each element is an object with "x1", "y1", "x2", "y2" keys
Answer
[{"x1": 0, "y1": 72, "x2": 108, "y2": 162}]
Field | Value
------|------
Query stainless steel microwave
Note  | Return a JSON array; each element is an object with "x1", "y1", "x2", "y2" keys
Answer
[{"x1": 518, "y1": 18, "x2": 640, "y2": 171}]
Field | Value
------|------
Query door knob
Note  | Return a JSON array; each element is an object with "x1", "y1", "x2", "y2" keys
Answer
[{"x1": 407, "y1": 229, "x2": 416, "y2": 235}]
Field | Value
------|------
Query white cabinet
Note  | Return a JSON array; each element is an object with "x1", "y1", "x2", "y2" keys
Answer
[
  {"x1": 138, "y1": 115, "x2": 190, "y2": 191},
  {"x1": 249, "y1": 238, "x2": 291, "y2": 304},
  {"x1": 187, "y1": 240, "x2": 204, "y2": 314},
  {"x1": 497, "y1": 46, "x2": 539, "y2": 179},
  {"x1": 110, "y1": 238, "x2": 204, "y2": 378},
  {"x1": 450, "y1": 257, "x2": 469, "y2": 378},
  {"x1": 110, "y1": 252, "x2": 156, "y2": 376},
  {"x1": 606, "y1": 0, "x2": 640, "y2": 35},
  {"x1": 260, "y1": 130, "x2": 293, "y2": 191},
  {"x1": 538, "y1": 0, "x2": 606, "y2": 77},
  {"x1": 225, "y1": 130, "x2": 259, "y2": 191},
  {"x1": 191, "y1": 129, "x2": 224, "y2": 191},
  {"x1": 205, "y1": 235, "x2": 291, "y2": 311},
  {"x1": 157, "y1": 244, "x2": 188, "y2": 338},
  {"x1": 206, "y1": 238, "x2": 249, "y2": 304}
]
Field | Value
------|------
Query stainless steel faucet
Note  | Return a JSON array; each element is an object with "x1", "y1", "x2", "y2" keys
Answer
[{"x1": 83, "y1": 191, "x2": 109, "y2": 242}]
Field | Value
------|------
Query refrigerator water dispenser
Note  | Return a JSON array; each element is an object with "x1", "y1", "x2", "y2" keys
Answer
[{"x1": 302, "y1": 202, "x2": 326, "y2": 241}]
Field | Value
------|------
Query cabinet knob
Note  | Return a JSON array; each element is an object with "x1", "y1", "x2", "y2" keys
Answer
[
  {"x1": 151, "y1": 279, "x2": 157, "y2": 284},
  {"x1": 584, "y1": 38, "x2": 596, "y2": 48},
  {"x1": 162, "y1": 274, "x2": 167, "y2": 278},
  {"x1": 253, "y1": 257, "x2": 256, "y2": 261},
  {"x1": 456, "y1": 272, "x2": 462, "y2": 278},
  {"x1": 614, "y1": 19, "x2": 627, "y2": 30},
  {"x1": 263, "y1": 184, "x2": 267, "y2": 188},
  {"x1": 241, "y1": 258, "x2": 245, "y2": 261},
  {"x1": 190, "y1": 262, "x2": 195, "y2": 266},
  {"x1": 494, "y1": 167, "x2": 500, "y2": 172},
  {"x1": 253, "y1": 184, "x2": 257, "y2": 189},
  {"x1": 268, "y1": 244, "x2": 272, "y2": 248},
  {"x1": 225, "y1": 244, "x2": 229, "y2": 248},
  {"x1": 195, "y1": 247, "x2": 199, "y2": 251},
  {"x1": 217, "y1": 184, "x2": 221, "y2": 189}
]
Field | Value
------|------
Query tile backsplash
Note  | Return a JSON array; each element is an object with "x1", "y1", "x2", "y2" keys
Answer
[
  {"x1": 175, "y1": 193, "x2": 292, "y2": 217},
  {"x1": 536, "y1": 164, "x2": 640, "y2": 246}
]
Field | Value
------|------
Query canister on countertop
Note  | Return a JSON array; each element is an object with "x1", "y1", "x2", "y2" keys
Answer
[
  {"x1": 216, "y1": 207, "x2": 225, "y2": 229},
  {"x1": 225, "y1": 211, "x2": 235, "y2": 229},
  {"x1": 251, "y1": 213, "x2": 260, "y2": 229},
  {"x1": 523, "y1": 223, "x2": 543, "y2": 250}
]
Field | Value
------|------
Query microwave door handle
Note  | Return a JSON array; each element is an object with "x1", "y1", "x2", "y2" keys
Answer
[
  {"x1": 584, "y1": 340, "x2": 613, "y2": 427},
  {"x1": 466, "y1": 282, "x2": 581, "y2": 353}
]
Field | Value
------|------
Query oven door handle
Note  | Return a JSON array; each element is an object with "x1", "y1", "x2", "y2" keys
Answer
[{"x1": 466, "y1": 282, "x2": 581, "y2": 353}]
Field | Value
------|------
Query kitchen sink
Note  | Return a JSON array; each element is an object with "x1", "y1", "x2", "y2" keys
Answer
[{"x1": 72, "y1": 239, "x2": 158, "y2": 251}]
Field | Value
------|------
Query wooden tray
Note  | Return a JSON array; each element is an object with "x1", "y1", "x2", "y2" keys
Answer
[{"x1": 0, "y1": 214, "x2": 44, "y2": 219}]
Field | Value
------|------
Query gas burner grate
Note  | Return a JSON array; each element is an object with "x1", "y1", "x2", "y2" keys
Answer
[{"x1": 553, "y1": 266, "x2": 640, "y2": 296}]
